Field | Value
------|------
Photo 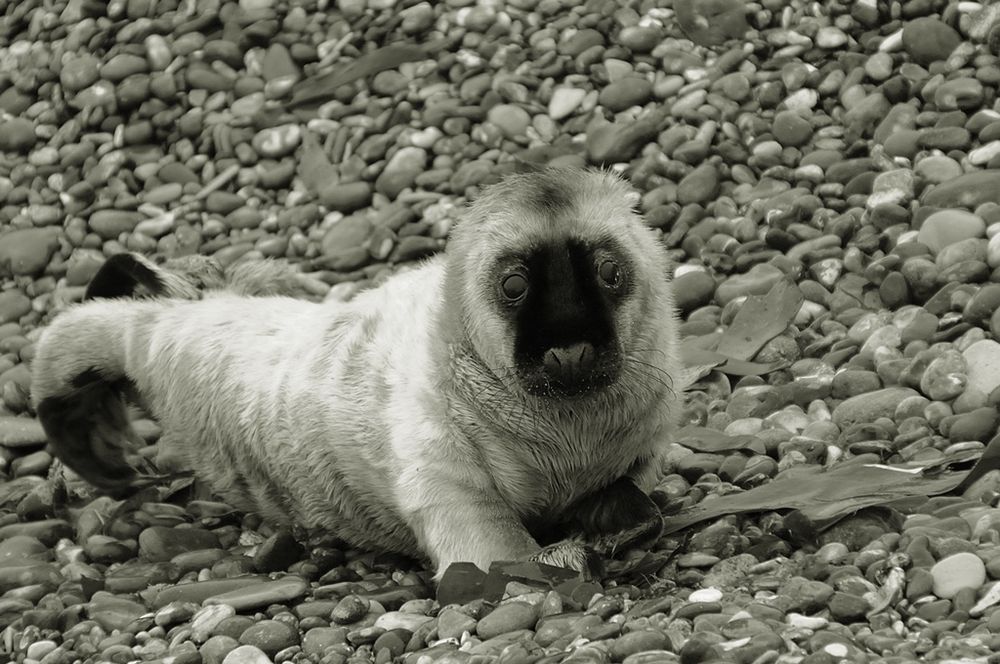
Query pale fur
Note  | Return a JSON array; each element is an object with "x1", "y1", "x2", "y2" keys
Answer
[{"x1": 31, "y1": 168, "x2": 683, "y2": 576}]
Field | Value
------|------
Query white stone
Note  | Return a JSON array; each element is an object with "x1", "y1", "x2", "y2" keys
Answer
[
  {"x1": 191, "y1": 604, "x2": 236, "y2": 643},
  {"x1": 766, "y1": 407, "x2": 810, "y2": 434},
  {"x1": 603, "y1": 58, "x2": 634, "y2": 82},
  {"x1": 878, "y1": 28, "x2": 904, "y2": 52},
  {"x1": 915, "y1": 155, "x2": 963, "y2": 184},
  {"x1": 867, "y1": 168, "x2": 915, "y2": 208},
  {"x1": 786, "y1": 613, "x2": 829, "y2": 629},
  {"x1": 548, "y1": 87, "x2": 586, "y2": 121},
  {"x1": 240, "y1": 0, "x2": 275, "y2": 10},
  {"x1": 824, "y1": 643, "x2": 850, "y2": 657},
  {"x1": 859, "y1": 325, "x2": 902, "y2": 360},
  {"x1": 144, "y1": 34, "x2": 172, "y2": 71},
  {"x1": 814, "y1": 26, "x2": 847, "y2": 48},
  {"x1": 25, "y1": 641, "x2": 58, "y2": 661},
  {"x1": 816, "y1": 542, "x2": 850, "y2": 564},
  {"x1": 963, "y1": 340, "x2": 1000, "y2": 396},
  {"x1": 222, "y1": 645, "x2": 273, "y2": 664},
  {"x1": 917, "y1": 209, "x2": 986, "y2": 253},
  {"x1": 968, "y1": 140, "x2": 1000, "y2": 166},
  {"x1": 136, "y1": 213, "x2": 176, "y2": 238},
  {"x1": 374, "y1": 611, "x2": 434, "y2": 631},
  {"x1": 988, "y1": 233, "x2": 1000, "y2": 267},
  {"x1": 783, "y1": 88, "x2": 818, "y2": 112},
  {"x1": 931, "y1": 552, "x2": 986, "y2": 599},
  {"x1": 849, "y1": 311, "x2": 894, "y2": 344},
  {"x1": 970, "y1": 580, "x2": 1000, "y2": 616},
  {"x1": 674, "y1": 264, "x2": 710, "y2": 278},
  {"x1": 251, "y1": 124, "x2": 301, "y2": 159},
  {"x1": 407, "y1": 127, "x2": 442, "y2": 149},
  {"x1": 718, "y1": 637, "x2": 752, "y2": 652},
  {"x1": 724, "y1": 418, "x2": 764, "y2": 436},
  {"x1": 688, "y1": 587, "x2": 723, "y2": 603}
]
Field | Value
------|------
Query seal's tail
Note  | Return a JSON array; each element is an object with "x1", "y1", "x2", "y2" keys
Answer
[{"x1": 31, "y1": 301, "x2": 149, "y2": 491}]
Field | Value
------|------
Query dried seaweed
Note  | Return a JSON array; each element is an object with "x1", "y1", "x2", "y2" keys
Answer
[{"x1": 663, "y1": 435, "x2": 1000, "y2": 535}]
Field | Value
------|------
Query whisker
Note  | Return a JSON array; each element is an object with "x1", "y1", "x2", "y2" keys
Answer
[
  {"x1": 627, "y1": 347, "x2": 670, "y2": 357},
  {"x1": 625, "y1": 355, "x2": 675, "y2": 380},
  {"x1": 622, "y1": 357, "x2": 675, "y2": 391}
]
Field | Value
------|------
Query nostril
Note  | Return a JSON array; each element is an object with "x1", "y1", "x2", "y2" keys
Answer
[
  {"x1": 544, "y1": 342, "x2": 596, "y2": 379},
  {"x1": 576, "y1": 342, "x2": 595, "y2": 372},
  {"x1": 543, "y1": 348, "x2": 564, "y2": 375}
]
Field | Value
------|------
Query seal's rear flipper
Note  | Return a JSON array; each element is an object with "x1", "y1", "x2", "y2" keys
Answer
[
  {"x1": 36, "y1": 369, "x2": 140, "y2": 494},
  {"x1": 85, "y1": 253, "x2": 167, "y2": 300},
  {"x1": 85, "y1": 253, "x2": 202, "y2": 301},
  {"x1": 87, "y1": 252, "x2": 323, "y2": 301}
]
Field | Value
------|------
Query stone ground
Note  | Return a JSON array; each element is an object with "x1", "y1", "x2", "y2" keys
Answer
[{"x1": 3, "y1": 0, "x2": 1000, "y2": 662}]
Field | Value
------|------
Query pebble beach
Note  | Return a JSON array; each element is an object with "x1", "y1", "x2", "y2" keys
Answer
[{"x1": 4, "y1": 0, "x2": 1000, "y2": 662}]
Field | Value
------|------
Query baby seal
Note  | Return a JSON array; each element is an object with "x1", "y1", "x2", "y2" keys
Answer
[{"x1": 31, "y1": 168, "x2": 683, "y2": 577}]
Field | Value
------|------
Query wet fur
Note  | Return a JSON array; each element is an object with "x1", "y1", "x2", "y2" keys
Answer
[{"x1": 32, "y1": 168, "x2": 683, "y2": 577}]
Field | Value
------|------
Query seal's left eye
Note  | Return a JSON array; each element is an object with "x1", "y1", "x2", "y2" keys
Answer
[
  {"x1": 501, "y1": 273, "x2": 528, "y2": 301},
  {"x1": 598, "y1": 260, "x2": 621, "y2": 287}
]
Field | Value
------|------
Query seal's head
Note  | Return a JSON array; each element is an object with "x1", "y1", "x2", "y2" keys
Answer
[{"x1": 444, "y1": 168, "x2": 675, "y2": 399}]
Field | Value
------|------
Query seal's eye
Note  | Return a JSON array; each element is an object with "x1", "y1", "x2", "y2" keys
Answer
[
  {"x1": 501, "y1": 273, "x2": 528, "y2": 301},
  {"x1": 598, "y1": 259, "x2": 621, "y2": 288}
]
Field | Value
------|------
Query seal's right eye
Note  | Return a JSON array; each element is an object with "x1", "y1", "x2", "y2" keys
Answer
[
  {"x1": 501, "y1": 273, "x2": 528, "y2": 301},
  {"x1": 597, "y1": 259, "x2": 622, "y2": 288}
]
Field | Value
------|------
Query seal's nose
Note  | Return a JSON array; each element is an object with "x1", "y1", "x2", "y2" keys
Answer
[{"x1": 543, "y1": 342, "x2": 596, "y2": 386}]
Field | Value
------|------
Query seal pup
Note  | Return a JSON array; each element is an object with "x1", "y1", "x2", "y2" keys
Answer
[{"x1": 31, "y1": 167, "x2": 684, "y2": 577}]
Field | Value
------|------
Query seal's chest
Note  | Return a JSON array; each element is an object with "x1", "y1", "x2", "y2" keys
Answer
[{"x1": 496, "y1": 424, "x2": 649, "y2": 519}]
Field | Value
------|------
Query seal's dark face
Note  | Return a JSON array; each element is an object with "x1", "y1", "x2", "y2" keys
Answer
[
  {"x1": 445, "y1": 168, "x2": 671, "y2": 404},
  {"x1": 491, "y1": 237, "x2": 633, "y2": 397}
]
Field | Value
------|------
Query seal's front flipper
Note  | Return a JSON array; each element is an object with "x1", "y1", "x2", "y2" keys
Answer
[{"x1": 559, "y1": 477, "x2": 664, "y2": 557}]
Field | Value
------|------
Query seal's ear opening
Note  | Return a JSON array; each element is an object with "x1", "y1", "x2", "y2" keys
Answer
[{"x1": 85, "y1": 254, "x2": 167, "y2": 301}]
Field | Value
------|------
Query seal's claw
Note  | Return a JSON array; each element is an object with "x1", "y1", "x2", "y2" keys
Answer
[{"x1": 530, "y1": 540, "x2": 605, "y2": 580}]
